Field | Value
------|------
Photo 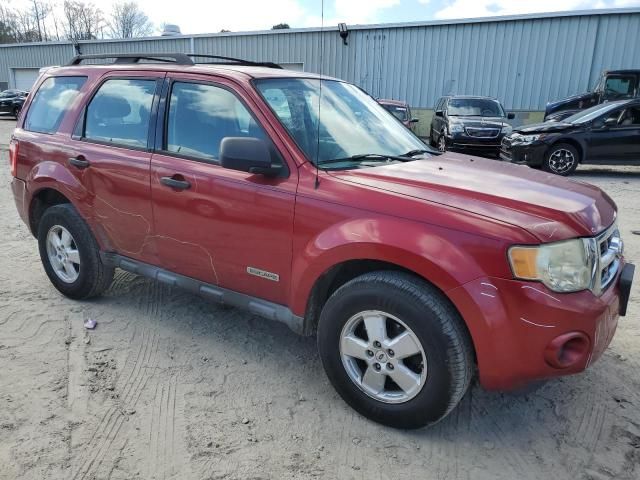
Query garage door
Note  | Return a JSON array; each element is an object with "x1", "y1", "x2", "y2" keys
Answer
[{"x1": 13, "y1": 69, "x2": 40, "y2": 91}]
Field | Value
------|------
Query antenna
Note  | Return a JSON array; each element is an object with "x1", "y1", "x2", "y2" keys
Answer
[{"x1": 314, "y1": 0, "x2": 324, "y2": 189}]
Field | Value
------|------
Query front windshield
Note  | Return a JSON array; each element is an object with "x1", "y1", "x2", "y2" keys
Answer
[
  {"x1": 382, "y1": 104, "x2": 409, "y2": 121},
  {"x1": 564, "y1": 101, "x2": 625, "y2": 124},
  {"x1": 254, "y1": 78, "x2": 427, "y2": 166},
  {"x1": 448, "y1": 98, "x2": 505, "y2": 117}
]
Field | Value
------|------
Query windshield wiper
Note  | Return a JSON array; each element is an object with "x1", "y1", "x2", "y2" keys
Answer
[
  {"x1": 319, "y1": 153, "x2": 413, "y2": 166},
  {"x1": 403, "y1": 148, "x2": 438, "y2": 157}
]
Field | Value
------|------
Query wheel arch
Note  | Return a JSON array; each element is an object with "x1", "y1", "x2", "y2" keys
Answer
[{"x1": 28, "y1": 187, "x2": 72, "y2": 237}]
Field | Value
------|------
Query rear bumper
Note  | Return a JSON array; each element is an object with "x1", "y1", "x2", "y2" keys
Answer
[
  {"x1": 11, "y1": 177, "x2": 29, "y2": 227},
  {"x1": 448, "y1": 263, "x2": 633, "y2": 390}
]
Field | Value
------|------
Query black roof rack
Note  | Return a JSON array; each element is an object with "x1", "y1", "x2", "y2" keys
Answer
[{"x1": 66, "y1": 52, "x2": 282, "y2": 69}]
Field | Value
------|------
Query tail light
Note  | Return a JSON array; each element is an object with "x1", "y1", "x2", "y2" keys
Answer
[{"x1": 9, "y1": 139, "x2": 19, "y2": 178}]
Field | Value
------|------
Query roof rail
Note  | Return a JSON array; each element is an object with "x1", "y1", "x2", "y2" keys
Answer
[
  {"x1": 67, "y1": 53, "x2": 194, "y2": 66},
  {"x1": 66, "y1": 52, "x2": 282, "y2": 69},
  {"x1": 186, "y1": 54, "x2": 282, "y2": 69}
]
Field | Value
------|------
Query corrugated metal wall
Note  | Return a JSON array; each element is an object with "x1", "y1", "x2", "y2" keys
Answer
[{"x1": 1, "y1": 9, "x2": 639, "y2": 110}]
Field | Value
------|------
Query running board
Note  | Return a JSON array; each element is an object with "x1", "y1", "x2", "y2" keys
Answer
[{"x1": 101, "y1": 252, "x2": 306, "y2": 335}]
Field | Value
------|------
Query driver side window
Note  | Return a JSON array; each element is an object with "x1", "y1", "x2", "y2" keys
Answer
[{"x1": 603, "y1": 76, "x2": 636, "y2": 100}]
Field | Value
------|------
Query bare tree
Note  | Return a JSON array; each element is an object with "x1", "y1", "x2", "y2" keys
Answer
[
  {"x1": 62, "y1": 1, "x2": 104, "y2": 40},
  {"x1": 29, "y1": 0, "x2": 52, "y2": 41},
  {"x1": 108, "y1": 2, "x2": 153, "y2": 39}
]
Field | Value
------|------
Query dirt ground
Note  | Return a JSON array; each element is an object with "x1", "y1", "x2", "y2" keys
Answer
[{"x1": 0, "y1": 115, "x2": 639, "y2": 480}]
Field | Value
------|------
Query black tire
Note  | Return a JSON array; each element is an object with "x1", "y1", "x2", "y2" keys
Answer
[
  {"x1": 37, "y1": 204, "x2": 114, "y2": 299},
  {"x1": 437, "y1": 132, "x2": 447, "y2": 152},
  {"x1": 317, "y1": 271, "x2": 474, "y2": 429},
  {"x1": 543, "y1": 143, "x2": 579, "y2": 176}
]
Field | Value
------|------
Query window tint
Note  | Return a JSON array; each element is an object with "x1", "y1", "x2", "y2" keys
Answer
[
  {"x1": 84, "y1": 79, "x2": 156, "y2": 148},
  {"x1": 619, "y1": 107, "x2": 640, "y2": 126},
  {"x1": 166, "y1": 82, "x2": 267, "y2": 161},
  {"x1": 25, "y1": 76, "x2": 86, "y2": 134}
]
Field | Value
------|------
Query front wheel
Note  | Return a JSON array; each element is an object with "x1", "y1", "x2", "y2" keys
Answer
[
  {"x1": 437, "y1": 133, "x2": 447, "y2": 152},
  {"x1": 317, "y1": 271, "x2": 474, "y2": 429},
  {"x1": 543, "y1": 143, "x2": 578, "y2": 175}
]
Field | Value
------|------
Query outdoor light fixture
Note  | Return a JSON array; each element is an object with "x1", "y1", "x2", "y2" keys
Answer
[{"x1": 338, "y1": 23, "x2": 349, "y2": 45}]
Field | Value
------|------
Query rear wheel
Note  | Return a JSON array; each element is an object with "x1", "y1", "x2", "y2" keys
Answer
[
  {"x1": 317, "y1": 271, "x2": 474, "y2": 429},
  {"x1": 543, "y1": 143, "x2": 578, "y2": 176},
  {"x1": 38, "y1": 204, "x2": 114, "y2": 299}
]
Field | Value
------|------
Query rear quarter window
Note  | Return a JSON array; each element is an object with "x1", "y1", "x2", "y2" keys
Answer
[{"x1": 24, "y1": 76, "x2": 86, "y2": 134}]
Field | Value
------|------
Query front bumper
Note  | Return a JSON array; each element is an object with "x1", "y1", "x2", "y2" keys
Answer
[
  {"x1": 499, "y1": 140, "x2": 547, "y2": 166},
  {"x1": 447, "y1": 133, "x2": 504, "y2": 155},
  {"x1": 448, "y1": 262, "x2": 634, "y2": 390}
]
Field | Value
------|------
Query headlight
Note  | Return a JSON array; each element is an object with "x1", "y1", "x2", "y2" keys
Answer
[
  {"x1": 508, "y1": 238, "x2": 596, "y2": 292},
  {"x1": 501, "y1": 125, "x2": 512, "y2": 134},
  {"x1": 516, "y1": 134, "x2": 544, "y2": 144},
  {"x1": 449, "y1": 123, "x2": 464, "y2": 133}
]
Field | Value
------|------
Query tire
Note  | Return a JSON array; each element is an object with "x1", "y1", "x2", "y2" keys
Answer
[
  {"x1": 543, "y1": 143, "x2": 579, "y2": 176},
  {"x1": 38, "y1": 204, "x2": 114, "y2": 299},
  {"x1": 437, "y1": 132, "x2": 447, "y2": 152},
  {"x1": 317, "y1": 271, "x2": 474, "y2": 429}
]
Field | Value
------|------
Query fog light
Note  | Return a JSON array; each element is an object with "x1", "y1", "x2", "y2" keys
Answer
[{"x1": 544, "y1": 332, "x2": 590, "y2": 369}]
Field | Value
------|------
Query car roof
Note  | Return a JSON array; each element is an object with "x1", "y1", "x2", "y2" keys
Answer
[
  {"x1": 45, "y1": 63, "x2": 340, "y2": 81},
  {"x1": 378, "y1": 99, "x2": 408, "y2": 107},
  {"x1": 604, "y1": 69, "x2": 640, "y2": 75}
]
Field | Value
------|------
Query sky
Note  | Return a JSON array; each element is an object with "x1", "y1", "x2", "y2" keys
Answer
[{"x1": 7, "y1": 0, "x2": 640, "y2": 35}]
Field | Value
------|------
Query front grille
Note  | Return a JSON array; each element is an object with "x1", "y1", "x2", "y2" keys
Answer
[
  {"x1": 594, "y1": 224, "x2": 622, "y2": 294},
  {"x1": 465, "y1": 127, "x2": 500, "y2": 138}
]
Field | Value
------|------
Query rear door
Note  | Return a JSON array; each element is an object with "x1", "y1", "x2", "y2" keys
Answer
[
  {"x1": 586, "y1": 105, "x2": 640, "y2": 163},
  {"x1": 66, "y1": 72, "x2": 163, "y2": 263},
  {"x1": 149, "y1": 74, "x2": 297, "y2": 304}
]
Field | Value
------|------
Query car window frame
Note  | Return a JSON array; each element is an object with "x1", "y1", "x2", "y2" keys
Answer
[
  {"x1": 23, "y1": 75, "x2": 88, "y2": 136},
  {"x1": 73, "y1": 75, "x2": 163, "y2": 152},
  {"x1": 155, "y1": 77, "x2": 288, "y2": 177},
  {"x1": 609, "y1": 105, "x2": 640, "y2": 129},
  {"x1": 602, "y1": 75, "x2": 637, "y2": 100}
]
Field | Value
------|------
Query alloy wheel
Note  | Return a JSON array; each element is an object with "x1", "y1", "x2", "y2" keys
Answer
[
  {"x1": 46, "y1": 225, "x2": 81, "y2": 283},
  {"x1": 438, "y1": 135, "x2": 447, "y2": 152},
  {"x1": 548, "y1": 148, "x2": 576, "y2": 174},
  {"x1": 340, "y1": 310, "x2": 427, "y2": 404}
]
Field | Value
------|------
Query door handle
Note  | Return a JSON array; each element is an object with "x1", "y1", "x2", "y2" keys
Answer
[
  {"x1": 68, "y1": 156, "x2": 90, "y2": 169},
  {"x1": 160, "y1": 176, "x2": 191, "y2": 190}
]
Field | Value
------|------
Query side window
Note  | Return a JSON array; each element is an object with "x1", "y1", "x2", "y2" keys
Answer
[
  {"x1": 603, "y1": 76, "x2": 636, "y2": 99},
  {"x1": 165, "y1": 82, "x2": 267, "y2": 162},
  {"x1": 84, "y1": 78, "x2": 156, "y2": 148},
  {"x1": 618, "y1": 107, "x2": 640, "y2": 127},
  {"x1": 25, "y1": 76, "x2": 86, "y2": 134}
]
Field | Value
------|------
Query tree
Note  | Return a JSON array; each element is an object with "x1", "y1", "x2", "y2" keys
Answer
[
  {"x1": 62, "y1": 1, "x2": 104, "y2": 40},
  {"x1": 108, "y1": 1, "x2": 153, "y2": 39},
  {"x1": 271, "y1": 23, "x2": 290, "y2": 30}
]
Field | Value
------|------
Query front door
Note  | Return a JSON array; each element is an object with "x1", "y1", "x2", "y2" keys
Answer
[
  {"x1": 149, "y1": 75, "x2": 297, "y2": 305},
  {"x1": 67, "y1": 72, "x2": 162, "y2": 263},
  {"x1": 587, "y1": 105, "x2": 640, "y2": 164}
]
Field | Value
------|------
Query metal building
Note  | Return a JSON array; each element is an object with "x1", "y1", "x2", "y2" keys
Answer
[{"x1": 1, "y1": 7, "x2": 639, "y2": 133}]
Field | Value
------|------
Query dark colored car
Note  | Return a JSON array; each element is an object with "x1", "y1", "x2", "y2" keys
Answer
[
  {"x1": 429, "y1": 95, "x2": 515, "y2": 157},
  {"x1": 9, "y1": 53, "x2": 634, "y2": 429},
  {"x1": 0, "y1": 89, "x2": 28, "y2": 118},
  {"x1": 501, "y1": 99, "x2": 640, "y2": 175},
  {"x1": 545, "y1": 69, "x2": 639, "y2": 122},
  {"x1": 378, "y1": 99, "x2": 419, "y2": 132}
]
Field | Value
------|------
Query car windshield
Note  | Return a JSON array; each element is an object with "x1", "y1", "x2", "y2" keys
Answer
[
  {"x1": 447, "y1": 98, "x2": 505, "y2": 117},
  {"x1": 564, "y1": 101, "x2": 626, "y2": 124},
  {"x1": 254, "y1": 78, "x2": 428, "y2": 167},
  {"x1": 381, "y1": 104, "x2": 409, "y2": 121}
]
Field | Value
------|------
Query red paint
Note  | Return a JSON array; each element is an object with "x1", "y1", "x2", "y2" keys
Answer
[{"x1": 10, "y1": 63, "x2": 628, "y2": 390}]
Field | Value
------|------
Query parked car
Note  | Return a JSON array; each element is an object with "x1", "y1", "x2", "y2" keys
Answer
[
  {"x1": 501, "y1": 99, "x2": 640, "y2": 175},
  {"x1": 378, "y1": 99, "x2": 419, "y2": 132},
  {"x1": 0, "y1": 89, "x2": 28, "y2": 118},
  {"x1": 429, "y1": 95, "x2": 514, "y2": 157},
  {"x1": 10, "y1": 53, "x2": 634, "y2": 429},
  {"x1": 544, "y1": 69, "x2": 639, "y2": 122}
]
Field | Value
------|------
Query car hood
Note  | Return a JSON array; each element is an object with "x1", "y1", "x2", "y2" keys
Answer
[
  {"x1": 514, "y1": 121, "x2": 574, "y2": 133},
  {"x1": 332, "y1": 153, "x2": 616, "y2": 242},
  {"x1": 450, "y1": 116, "x2": 508, "y2": 128}
]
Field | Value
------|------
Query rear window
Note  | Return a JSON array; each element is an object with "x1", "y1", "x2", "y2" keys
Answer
[{"x1": 25, "y1": 76, "x2": 86, "y2": 134}]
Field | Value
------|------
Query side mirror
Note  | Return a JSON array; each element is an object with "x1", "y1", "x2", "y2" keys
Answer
[
  {"x1": 435, "y1": 110, "x2": 444, "y2": 118},
  {"x1": 220, "y1": 137, "x2": 278, "y2": 176},
  {"x1": 410, "y1": 118, "x2": 419, "y2": 123},
  {"x1": 507, "y1": 112, "x2": 515, "y2": 120}
]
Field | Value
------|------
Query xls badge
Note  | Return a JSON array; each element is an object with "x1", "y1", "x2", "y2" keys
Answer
[{"x1": 246, "y1": 267, "x2": 280, "y2": 282}]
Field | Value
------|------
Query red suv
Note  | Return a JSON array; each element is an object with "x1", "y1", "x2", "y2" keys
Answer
[{"x1": 9, "y1": 53, "x2": 635, "y2": 429}]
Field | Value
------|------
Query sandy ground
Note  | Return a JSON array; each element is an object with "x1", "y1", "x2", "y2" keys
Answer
[{"x1": 0, "y1": 115, "x2": 639, "y2": 480}]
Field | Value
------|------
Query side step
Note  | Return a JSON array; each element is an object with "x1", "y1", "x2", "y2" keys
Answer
[{"x1": 101, "y1": 252, "x2": 307, "y2": 335}]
